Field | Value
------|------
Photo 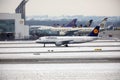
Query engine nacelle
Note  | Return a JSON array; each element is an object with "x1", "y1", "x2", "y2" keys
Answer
[
  {"x1": 59, "y1": 31, "x2": 66, "y2": 35},
  {"x1": 55, "y1": 42, "x2": 62, "y2": 46}
]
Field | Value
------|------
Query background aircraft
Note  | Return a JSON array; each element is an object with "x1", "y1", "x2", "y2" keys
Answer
[
  {"x1": 30, "y1": 18, "x2": 107, "y2": 39},
  {"x1": 38, "y1": 18, "x2": 107, "y2": 36}
]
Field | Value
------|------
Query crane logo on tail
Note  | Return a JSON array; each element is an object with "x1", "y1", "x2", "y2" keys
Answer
[{"x1": 93, "y1": 29, "x2": 99, "y2": 34}]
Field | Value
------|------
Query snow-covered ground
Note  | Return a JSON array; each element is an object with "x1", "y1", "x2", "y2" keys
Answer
[
  {"x1": 0, "y1": 63, "x2": 120, "y2": 80},
  {"x1": 0, "y1": 40, "x2": 120, "y2": 80}
]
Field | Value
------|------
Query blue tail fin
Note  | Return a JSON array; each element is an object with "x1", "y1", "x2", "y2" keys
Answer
[
  {"x1": 65, "y1": 19, "x2": 77, "y2": 27},
  {"x1": 88, "y1": 26, "x2": 100, "y2": 36},
  {"x1": 88, "y1": 20, "x2": 93, "y2": 27}
]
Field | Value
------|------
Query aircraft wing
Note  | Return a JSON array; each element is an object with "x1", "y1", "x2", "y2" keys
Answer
[
  {"x1": 64, "y1": 30, "x2": 79, "y2": 36},
  {"x1": 55, "y1": 40, "x2": 74, "y2": 46},
  {"x1": 61, "y1": 40, "x2": 73, "y2": 44}
]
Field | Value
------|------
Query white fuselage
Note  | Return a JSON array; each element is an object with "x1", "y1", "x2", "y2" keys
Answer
[
  {"x1": 38, "y1": 26, "x2": 104, "y2": 35},
  {"x1": 36, "y1": 36, "x2": 98, "y2": 44}
]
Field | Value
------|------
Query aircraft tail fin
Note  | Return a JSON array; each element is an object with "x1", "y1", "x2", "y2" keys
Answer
[
  {"x1": 84, "y1": 19, "x2": 93, "y2": 27},
  {"x1": 88, "y1": 26, "x2": 100, "y2": 36},
  {"x1": 99, "y1": 18, "x2": 108, "y2": 28},
  {"x1": 65, "y1": 19, "x2": 77, "y2": 27}
]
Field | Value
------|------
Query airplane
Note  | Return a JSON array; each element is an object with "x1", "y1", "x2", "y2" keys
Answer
[
  {"x1": 38, "y1": 18, "x2": 107, "y2": 36},
  {"x1": 36, "y1": 26, "x2": 100, "y2": 47}
]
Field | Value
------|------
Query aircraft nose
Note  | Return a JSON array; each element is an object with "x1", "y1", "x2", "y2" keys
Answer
[{"x1": 36, "y1": 39, "x2": 41, "y2": 43}]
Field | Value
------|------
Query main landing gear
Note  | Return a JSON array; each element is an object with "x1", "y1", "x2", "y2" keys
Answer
[
  {"x1": 64, "y1": 44, "x2": 68, "y2": 47},
  {"x1": 43, "y1": 43, "x2": 45, "y2": 47}
]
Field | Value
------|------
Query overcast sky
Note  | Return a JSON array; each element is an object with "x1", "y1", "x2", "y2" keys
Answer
[{"x1": 0, "y1": 0, "x2": 120, "y2": 16}]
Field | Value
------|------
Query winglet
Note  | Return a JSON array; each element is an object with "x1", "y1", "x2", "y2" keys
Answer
[
  {"x1": 88, "y1": 26, "x2": 100, "y2": 36},
  {"x1": 65, "y1": 19, "x2": 77, "y2": 27}
]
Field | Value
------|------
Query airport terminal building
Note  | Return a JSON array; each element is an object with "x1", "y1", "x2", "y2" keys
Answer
[{"x1": 0, "y1": 13, "x2": 29, "y2": 40}]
